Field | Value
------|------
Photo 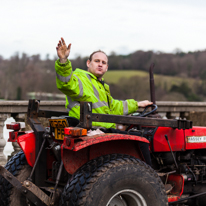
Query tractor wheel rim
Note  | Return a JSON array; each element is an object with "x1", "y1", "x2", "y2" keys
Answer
[{"x1": 106, "y1": 189, "x2": 147, "y2": 206}]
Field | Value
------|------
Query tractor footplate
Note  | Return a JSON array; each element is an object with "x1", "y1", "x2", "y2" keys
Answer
[
  {"x1": 0, "y1": 165, "x2": 51, "y2": 206},
  {"x1": 165, "y1": 184, "x2": 173, "y2": 194}
]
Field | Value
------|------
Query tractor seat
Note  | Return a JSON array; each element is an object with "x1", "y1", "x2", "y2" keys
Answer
[{"x1": 59, "y1": 116, "x2": 80, "y2": 127}]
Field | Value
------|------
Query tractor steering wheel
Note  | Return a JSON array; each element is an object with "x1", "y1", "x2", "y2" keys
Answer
[
  {"x1": 133, "y1": 104, "x2": 158, "y2": 117},
  {"x1": 125, "y1": 104, "x2": 158, "y2": 132}
]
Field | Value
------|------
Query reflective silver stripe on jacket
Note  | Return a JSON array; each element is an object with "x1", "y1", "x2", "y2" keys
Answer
[
  {"x1": 123, "y1": 100, "x2": 128, "y2": 115},
  {"x1": 67, "y1": 98, "x2": 108, "y2": 111},
  {"x1": 66, "y1": 95, "x2": 80, "y2": 111},
  {"x1": 56, "y1": 73, "x2": 83, "y2": 99},
  {"x1": 56, "y1": 72, "x2": 72, "y2": 83},
  {"x1": 93, "y1": 101, "x2": 108, "y2": 109},
  {"x1": 66, "y1": 73, "x2": 108, "y2": 111},
  {"x1": 86, "y1": 74, "x2": 99, "y2": 99},
  {"x1": 73, "y1": 74, "x2": 83, "y2": 98},
  {"x1": 86, "y1": 74, "x2": 108, "y2": 108},
  {"x1": 64, "y1": 75, "x2": 83, "y2": 111}
]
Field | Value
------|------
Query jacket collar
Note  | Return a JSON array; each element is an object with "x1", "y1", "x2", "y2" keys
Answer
[{"x1": 75, "y1": 68, "x2": 104, "y2": 81}]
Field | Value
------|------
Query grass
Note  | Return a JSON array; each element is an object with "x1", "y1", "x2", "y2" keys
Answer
[
  {"x1": 104, "y1": 70, "x2": 148, "y2": 84},
  {"x1": 104, "y1": 70, "x2": 199, "y2": 91}
]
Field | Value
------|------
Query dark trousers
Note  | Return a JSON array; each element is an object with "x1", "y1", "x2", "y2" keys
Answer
[{"x1": 100, "y1": 128, "x2": 152, "y2": 166}]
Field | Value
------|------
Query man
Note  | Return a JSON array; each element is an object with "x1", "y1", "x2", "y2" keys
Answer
[{"x1": 55, "y1": 37, "x2": 153, "y2": 165}]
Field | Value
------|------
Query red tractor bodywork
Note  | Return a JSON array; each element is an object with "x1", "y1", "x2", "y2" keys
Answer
[
  {"x1": 61, "y1": 133, "x2": 148, "y2": 174},
  {"x1": 8, "y1": 111, "x2": 206, "y2": 205},
  {"x1": 153, "y1": 127, "x2": 185, "y2": 152},
  {"x1": 153, "y1": 126, "x2": 206, "y2": 152},
  {"x1": 10, "y1": 130, "x2": 148, "y2": 173},
  {"x1": 8, "y1": 131, "x2": 36, "y2": 167}
]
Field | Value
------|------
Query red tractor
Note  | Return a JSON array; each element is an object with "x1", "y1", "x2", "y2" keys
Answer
[{"x1": 0, "y1": 67, "x2": 206, "y2": 206}]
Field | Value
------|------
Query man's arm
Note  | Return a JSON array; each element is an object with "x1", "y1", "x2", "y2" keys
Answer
[
  {"x1": 110, "y1": 99, "x2": 153, "y2": 116},
  {"x1": 105, "y1": 84, "x2": 153, "y2": 115},
  {"x1": 56, "y1": 37, "x2": 71, "y2": 63},
  {"x1": 55, "y1": 38, "x2": 81, "y2": 98}
]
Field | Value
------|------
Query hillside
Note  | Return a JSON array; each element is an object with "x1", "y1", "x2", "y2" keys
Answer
[
  {"x1": 104, "y1": 70, "x2": 198, "y2": 91},
  {"x1": 0, "y1": 50, "x2": 205, "y2": 101},
  {"x1": 103, "y1": 70, "x2": 203, "y2": 101}
]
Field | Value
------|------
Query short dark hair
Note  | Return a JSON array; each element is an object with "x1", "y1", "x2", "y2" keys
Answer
[{"x1": 89, "y1": 50, "x2": 108, "y2": 61}]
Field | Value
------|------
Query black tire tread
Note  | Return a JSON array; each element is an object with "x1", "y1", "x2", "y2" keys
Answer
[
  {"x1": 59, "y1": 154, "x2": 168, "y2": 206},
  {"x1": 0, "y1": 150, "x2": 31, "y2": 206}
]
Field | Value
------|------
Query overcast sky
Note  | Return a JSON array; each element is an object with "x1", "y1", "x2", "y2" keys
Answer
[{"x1": 1, "y1": 0, "x2": 206, "y2": 59}]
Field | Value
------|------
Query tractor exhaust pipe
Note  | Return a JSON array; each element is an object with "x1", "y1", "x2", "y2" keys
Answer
[{"x1": 149, "y1": 63, "x2": 156, "y2": 113}]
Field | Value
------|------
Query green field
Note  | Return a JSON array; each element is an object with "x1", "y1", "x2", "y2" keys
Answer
[
  {"x1": 104, "y1": 70, "x2": 148, "y2": 84},
  {"x1": 104, "y1": 70, "x2": 198, "y2": 91}
]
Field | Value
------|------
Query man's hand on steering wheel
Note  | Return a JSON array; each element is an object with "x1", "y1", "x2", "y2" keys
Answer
[{"x1": 138, "y1": 100, "x2": 153, "y2": 108}]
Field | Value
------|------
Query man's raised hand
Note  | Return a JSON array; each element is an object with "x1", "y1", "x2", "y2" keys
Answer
[{"x1": 56, "y1": 37, "x2": 71, "y2": 63}]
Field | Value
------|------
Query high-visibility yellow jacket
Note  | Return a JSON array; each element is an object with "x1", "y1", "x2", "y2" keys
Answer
[{"x1": 55, "y1": 59, "x2": 138, "y2": 128}]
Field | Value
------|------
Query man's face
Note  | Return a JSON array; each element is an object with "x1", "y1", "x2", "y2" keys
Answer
[{"x1": 87, "y1": 52, "x2": 108, "y2": 80}]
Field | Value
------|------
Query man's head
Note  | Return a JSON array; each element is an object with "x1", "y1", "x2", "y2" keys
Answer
[{"x1": 87, "y1": 50, "x2": 108, "y2": 80}]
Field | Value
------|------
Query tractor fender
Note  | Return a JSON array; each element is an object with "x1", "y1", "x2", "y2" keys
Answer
[
  {"x1": 61, "y1": 133, "x2": 149, "y2": 174},
  {"x1": 17, "y1": 132, "x2": 36, "y2": 167}
]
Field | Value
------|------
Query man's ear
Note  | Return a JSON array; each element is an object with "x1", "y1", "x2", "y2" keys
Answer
[{"x1": 86, "y1": 59, "x2": 90, "y2": 68}]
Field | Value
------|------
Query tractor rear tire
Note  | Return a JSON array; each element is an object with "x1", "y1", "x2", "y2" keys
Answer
[
  {"x1": 0, "y1": 150, "x2": 32, "y2": 206},
  {"x1": 59, "y1": 154, "x2": 168, "y2": 206}
]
